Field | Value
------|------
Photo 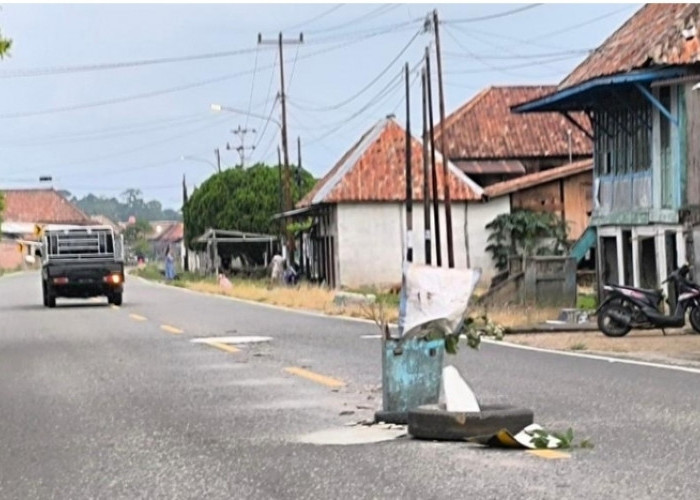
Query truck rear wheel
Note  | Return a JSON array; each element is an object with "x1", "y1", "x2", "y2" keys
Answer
[
  {"x1": 42, "y1": 280, "x2": 56, "y2": 308},
  {"x1": 109, "y1": 292, "x2": 123, "y2": 306}
]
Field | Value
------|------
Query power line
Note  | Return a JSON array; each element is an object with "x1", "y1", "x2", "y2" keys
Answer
[
  {"x1": 0, "y1": 26, "x2": 416, "y2": 121},
  {"x1": 0, "y1": 112, "x2": 208, "y2": 146},
  {"x1": 305, "y1": 4, "x2": 403, "y2": 35},
  {"x1": 23, "y1": 115, "x2": 232, "y2": 175},
  {"x1": 445, "y1": 53, "x2": 584, "y2": 75},
  {"x1": 283, "y1": 4, "x2": 345, "y2": 31},
  {"x1": 287, "y1": 43, "x2": 301, "y2": 91},
  {"x1": 289, "y1": 30, "x2": 421, "y2": 112},
  {"x1": 245, "y1": 45, "x2": 261, "y2": 130},
  {"x1": 524, "y1": 5, "x2": 637, "y2": 42},
  {"x1": 443, "y1": 26, "x2": 575, "y2": 78},
  {"x1": 444, "y1": 4, "x2": 542, "y2": 24},
  {"x1": 443, "y1": 48, "x2": 592, "y2": 60},
  {"x1": 0, "y1": 46, "x2": 273, "y2": 79}
]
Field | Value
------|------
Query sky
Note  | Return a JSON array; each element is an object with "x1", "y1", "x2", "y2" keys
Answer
[{"x1": 0, "y1": 2, "x2": 640, "y2": 210}]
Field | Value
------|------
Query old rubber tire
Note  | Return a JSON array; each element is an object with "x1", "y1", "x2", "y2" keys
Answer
[
  {"x1": 597, "y1": 304, "x2": 632, "y2": 337},
  {"x1": 408, "y1": 404, "x2": 534, "y2": 441},
  {"x1": 689, "y1": 307, "x2": 700, "y2": 334}
]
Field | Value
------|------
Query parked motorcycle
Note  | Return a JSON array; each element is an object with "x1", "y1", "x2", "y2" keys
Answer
[{"x1": 596, "y1": 265, "x2": 700, "y2": 337}]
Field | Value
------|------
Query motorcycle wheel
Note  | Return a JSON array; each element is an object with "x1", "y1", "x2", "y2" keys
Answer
[
  {"x1": 689, "y1": 307, "x2": 700, "y2": 334},
  {"x1": 597, "y1": 303, "x2": 632, "y2": 337}
]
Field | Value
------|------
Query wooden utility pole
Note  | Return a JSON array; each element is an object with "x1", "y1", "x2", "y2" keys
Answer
[
  {"x1": 433, "y1": 9, "x2": 455, "y2": 268},
  {"x1": 425, "y1": 47, "x2": 442, "y2": 267},
  {"x1": 258, "y1": 31, "x2": 303, "y2": 261},
  {"x1": 214, "y1": 148, "x2": 222, "y2": 173},
  {"x1": 404, "y1": 62, "x2": 413, "y2": 264},
  {"x1": 182, "y1": 174, "x2": 189, "y2": 272},
  {"x1": 421, "y1": 68, "x2": 432, "y2": 265}
]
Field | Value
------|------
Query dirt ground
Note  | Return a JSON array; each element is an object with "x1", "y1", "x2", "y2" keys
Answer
[{"x1": 505, "y1": 328, "x2": 700, "y2": 367}]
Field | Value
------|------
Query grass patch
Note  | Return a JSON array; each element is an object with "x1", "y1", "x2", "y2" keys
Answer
[
  {"x1": 569, "y1": 342, "x2": 587, "y2": 351},
  {"x1": 472, "y1": 305, "x2": 559, "y2": 329},
  {"x1": 577, "y1": 293, "x2": 597, "y2": 310}
]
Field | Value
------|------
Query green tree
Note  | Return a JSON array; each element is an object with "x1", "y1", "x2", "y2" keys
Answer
[
  {"x1": 183, "y1": 163, "x2": 315, "y2": 246},
  {"x1": 123, "y1": 218, "x2": 152, "y2": 244},
  {"x1": 0, "y1": 29, "x2": 11, "y2": 59}
]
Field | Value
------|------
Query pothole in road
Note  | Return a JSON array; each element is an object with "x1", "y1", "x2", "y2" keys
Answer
[{"x1": 296, "y1": 424, "x2": 407, "y2": 445}]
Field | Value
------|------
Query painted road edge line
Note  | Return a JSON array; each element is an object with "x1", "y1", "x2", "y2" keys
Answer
[
  {"x1": 133, "y1": 277, "x2": 700, "y2": 375},
  {"x1": 484, "y1": 338, "x2": 700, "y2": 375},
  {"x1": 161, "y1": 324, "x2": 183, "y2": 334},
  {"x1": 284, "y1": 367, "x2": 345, "y2": 388},
  {"x1": 129, "y1": 313, "x2": 148, "y2": 322}
]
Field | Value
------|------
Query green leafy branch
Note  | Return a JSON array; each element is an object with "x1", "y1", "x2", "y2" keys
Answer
[{"x1": 529, "y1": 427, "x2": 594, "y2": 450}]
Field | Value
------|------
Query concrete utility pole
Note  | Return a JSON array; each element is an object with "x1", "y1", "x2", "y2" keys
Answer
[
  {"x1": 404, "y1": 62, "x2": 413, "y2": 264},
  {"x1": 421, "y1": 68, "x2": 432, "y2": 265},
  {"x1": 433, "y1": 9, "x2": 456, "y2": 268},
  {"x1": 227, "y1": 125, "x2": 256, "y2": 168},
  {"x1": 259, "y1": 31, "x2": 303, "y2": 260},
  {"x1": 425, "y1": 47, "x2": 442, "y2": 267}
]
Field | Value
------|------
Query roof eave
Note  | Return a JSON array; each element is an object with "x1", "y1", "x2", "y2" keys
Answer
[{"x1": 512, "y1": 67, "x2": 692, "y2": 113}]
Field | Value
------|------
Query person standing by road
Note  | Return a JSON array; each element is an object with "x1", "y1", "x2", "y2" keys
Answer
[{"x1": 165, "y1": 246, "x2": 176, "y2": 280}]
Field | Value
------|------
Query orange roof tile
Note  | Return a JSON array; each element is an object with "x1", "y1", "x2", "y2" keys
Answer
[
  {"x1": 298, "y1": 118, "x2": 484, "y2": 207},
  {"x1": 1, "y1": 189, "x2": 92, "y2": 224},
  {"x1": 562, "y1": 4, "x2": 700, "y2": 88},
  {"x1": 484, "y1": 159, "x2": 593, "y2": 199},
  {"x1": 435, "y1": 86, "x2": 592, "y2": 160}
]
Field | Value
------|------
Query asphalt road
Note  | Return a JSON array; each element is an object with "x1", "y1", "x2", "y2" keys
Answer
[{"x1": 1, "y1": 271, "x2": 699, "y2": 499}]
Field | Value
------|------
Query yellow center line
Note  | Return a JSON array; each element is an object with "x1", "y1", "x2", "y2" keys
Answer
[
  {"x1": 161, "y1": 325, "x2": 183, "y2": 334},
  {"x1": 527, "y1": 449, "x2": 571, "y2": 460},
  {"x1": 207, "y1": 341, "x2": 240, "y2": 354},
  {"x1": 284, "y1": 367, "x2": 345, "y2": 388},
  {"x1": 129, "y1": 314, "x2": 148, "y2": 322}
]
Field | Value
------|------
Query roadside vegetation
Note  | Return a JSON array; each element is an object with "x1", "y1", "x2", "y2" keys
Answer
[{"x1": 131, "y1": 265, "x2": 560, "y2": 328}]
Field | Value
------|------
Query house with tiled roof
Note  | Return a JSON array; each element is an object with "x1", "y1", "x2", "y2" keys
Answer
[
  {"x1": 290, "y1": 118, "x2": 593, "y2": 289},
  {"x1": 0, "y1": 188, "x2": 92, "y2": 269},
  {"x1": 514, "y1": 3, "x2": 700, "y2": 297},
  {"x1": 435, "y1": 86, "x2": 592, "y2": 186}
]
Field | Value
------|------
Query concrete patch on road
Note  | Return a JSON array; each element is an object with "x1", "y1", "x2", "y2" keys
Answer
[
  {"x1": 191, "y1": 336, "x2": 272, "y2": 345},
  {"x1": 296, "y1": 425, "x2": 406, "y2": 445}
]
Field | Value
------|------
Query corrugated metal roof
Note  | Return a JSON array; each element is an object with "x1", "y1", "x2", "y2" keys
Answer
[
  {"x1": 561, "y1": 4, "x2": 700, "y2": 89},
  {"x1": 435, "y1": 86, "x2": 592, "y2": 159},
  {"x1": 484, "y1": 159, "x2": 593, "y2": 198}
]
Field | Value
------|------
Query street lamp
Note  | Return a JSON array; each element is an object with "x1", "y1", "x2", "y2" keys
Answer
[{"x1": 180, "y1": 153, "x2": 220, "y2": 173}]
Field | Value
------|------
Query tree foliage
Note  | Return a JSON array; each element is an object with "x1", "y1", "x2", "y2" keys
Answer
[
  {"x1": 0, "y1": 28, "x2": 11, "y2": 59},
  {"x1": 183, "y1": 163, "x2": 315, "y2": 246},
  {"x1": 69, "y1": 189, "x2": 181, "y2": 222},
  {"x1": 485, "y1": 210, "x2": 569, "y2": 271}
]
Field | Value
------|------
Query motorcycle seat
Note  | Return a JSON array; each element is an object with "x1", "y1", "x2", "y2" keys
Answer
[{"x1": 615, "y1": 285, "x2": 663, "y2": 299}]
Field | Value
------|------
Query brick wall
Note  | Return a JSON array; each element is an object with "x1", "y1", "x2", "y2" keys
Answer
[{"x1": 0, "y1": 240, "x2": 24, "y2": 270}]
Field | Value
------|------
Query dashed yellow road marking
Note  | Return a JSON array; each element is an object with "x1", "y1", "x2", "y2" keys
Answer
[
  {"x1": 208, "y1": 341, "x2": 240, "y2": 354},
  {"x1": 284, "y1": 367, "x2": 345, "y2": 388},
  {"x1": 161, "y1": 325, "x2": 183, "y2": 334},
  {"x1": 129, "y1": 314, "x2": 147, "y2": 322},
  {"x1": 527, "y1": 449, "x2": 571, "y2": 459}
]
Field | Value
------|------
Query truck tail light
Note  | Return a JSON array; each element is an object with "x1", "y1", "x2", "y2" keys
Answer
[
  {"x1": 53, "y1": 277, "x2": 69, "y2": 285},
  {"x1": 104, "y1": 273, "x2": 122, "y2": 284}
]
